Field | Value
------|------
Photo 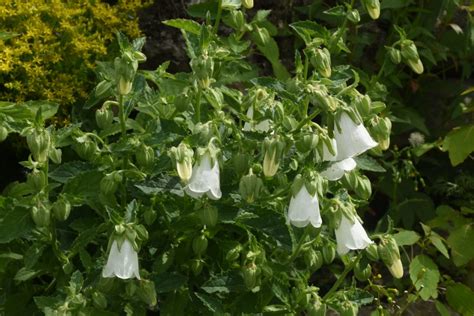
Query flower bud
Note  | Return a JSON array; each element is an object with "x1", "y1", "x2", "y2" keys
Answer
[
  {"x1": 95, "y1": 107, "x2": 114, "y2": 129},
  {"x1": 365, "y1": 243, "x2": 379, "y2": 261},
  {"x1": 233, "y1": 153, "x2": 250, "y2": 176},
  {"x1": 136, "y1": 144, "x2": 155, "y2": 170},
  {"x1": 27, "y1": 129, "x2": 51, "y2": 162},
  {"x1": 406, "y1": 58, "x2": 424, "y2": 75},
  {"x1": 191, "y1": 55, "x2": 214, "y2": 89},
  {"x1": 239, "y1": 169, "x2": 264, "y2": 203},
  {"x1": 307, "y1": 299, "x2": 326, "y2": 316},
  {"x1": 253, "y1": 27, "x2": 270, "y2": 47},
  {"x1": 133, "y1": 51, "x2": 147, "y2": 63},
  {"x1": 378, "y1": 235, "x2": 404, "y2": 278},
  {"x1": 262, "y1": 136, "x2": 285, "y2": 177},
  {"x1": 242, "y1": 0, "x2": 253, "y2": 9},
  {"x1": 363, "y1": 0, "x2": 380, "y2": 20},
  {"x1": 295, "y1": 133, "x2": 319, "y2": 154},
  {"x1": 170, "y1": 143, "x2": 194, "y2": 182},
  {"x1": 347, "y1": 9, "x2": 360, "y2": 23},
  {"x1": 73, "y1": 139, "x2": 98, "y2": 161},
  {"x1": 27, "y1": 169, "x2": 47, "y2": 191},
  {"x1": 304, "y1": 249, "x2": 323, "y2": 272},
  {"x1": 387, "y1": 47, "x2": 402, "y2": 64},
  {"x1": 191, "y1": 259, "x2": 203, "y2": 276},
  {"x1": 355, "y1": 95, "x2": 371, "y2": 118},
  {"x1": 144, "y1": 208, "x2": 157, "y2": 225},
  {"x1": 339, "y1": 300, "x2": 359, "y2": 316},
  {"x1": 49, "y1": 147, "x2": 62, "y2": 164},
  {"x1": 242, "y1": 263, "x2": 260, "y2": 289},
  {"x1": 192, "y1": 235, "x2": 208, "y2": 256},
  {"x1": 95, "y1": 80, "x2": 111, "y2": 98},
  {"x1": 199, "y1": 206, "x2": 218, "y2": 227},
  {"x1": 100, "y1": 172, "x2": 122, "y2": 196},
  {"x1": 52, "y1": 196, "x2": 71, "y2": 221},
  {"x1": 354, "y1": 260, "x2": 372, "y2": 281},
  {"x1": 0, "y1": 126, "x2": 8, "y2": 142},
  {"x1": 225, "y1": 244, "x2": 242, "y2": 262},
  {"x1": 322, "y1": 243, "x2": 336, "y2": 264},
  {"x1": 311, "y1": 47, "x2": 332, "y2": 78},
  {"x1": 118, "y1": 77, "x2": 133, "y2": 95},
  {"x1": 31, "y1": 204, "x2": 50, "y2": 227},
  {"x1": 137, "y1": 279, "x2": 157, "y2": 307},
  {"x1": 401, "y1": 40, "x2": 419, "y2": 61}
]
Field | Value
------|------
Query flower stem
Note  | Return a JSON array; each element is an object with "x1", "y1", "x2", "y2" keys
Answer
[
  {"x1": 323, "y1": 253, "x2": 362, "y2": 300},
  {"x1": 195, "y1": 86, "x2": 202, "y2": 122},
  {"x1": 118, "y1": 94, "x2": 127, "y2": 137},
  {"x1": 213, "y1": 0, "x2": 223, "y2": 33}
]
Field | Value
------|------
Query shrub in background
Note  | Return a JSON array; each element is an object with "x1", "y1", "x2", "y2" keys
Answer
[{"x1": 0, "y1": 0, "x2": 151, "y2": 106}]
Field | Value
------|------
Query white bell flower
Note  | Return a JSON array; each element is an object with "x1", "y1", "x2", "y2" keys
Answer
[
  {"x1": 102, "y1": 238, "x2": 140, "y2": 280},
  {"x1": 185, "y1": 153, "x2": 222, "y2": 200},
  {"x1": 321, "y1": 158, "x2": 357, "y2": 181},
  {"x1": 243, "y1": 106, "x2": 271, "y2": 132},
  {"x1": 335, "y1": 215, "x2": 373, "y2": 255},
  {"x1": 333, "y1": 112, "x2": 377, "y2": 160},
  {"x1": 287, "y1": 185, "x2": 322, "y2": 228}
]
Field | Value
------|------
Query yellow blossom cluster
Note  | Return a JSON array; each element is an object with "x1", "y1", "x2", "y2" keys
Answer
[{"x1": 0, "y1": 0, "x2": 151, "y2": 105}]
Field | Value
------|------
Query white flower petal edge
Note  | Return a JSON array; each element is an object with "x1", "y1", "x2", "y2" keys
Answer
[
  {"x1": 335, "y1": 216, "x2": 373, "y2": 255},
  {"x1": 321, "y1": 158, "x2": 357, "y2": 181},
  {"x1": 185, "y1": 154, "x2": 222, "y2": 200},
  {"x1": 334, "y1": 112, "x2": 378, "y2": 160},
  {"x1": 102, "y1": 239, "x2": 140, "y2": 280},
  {"x1": 287, "y1": 185, "x2": 322, "y2": 228}
]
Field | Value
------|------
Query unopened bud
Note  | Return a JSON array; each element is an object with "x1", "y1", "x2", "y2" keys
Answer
[
  {"x1": 170, "y1": 143, "x2": 194, "y2": 182},
  {"x1": 378, "y1": 235, "x2": 404, "y2": 278},
  {"x1": 191, "y1": 259, "x2": 203, "y2": 275},
  {"x1": 262, "y1": 137, "x2": 285, "y2": 177},
  {"x1": 52, "y1": 196, "x2": 71, "y2": 221},
  {"x1": 136, "y1": 144, "x2": 155, "y2": 170},
  {"x1": 192, "y1": 235, "x2": 208, "y2": 256},
  {"x1": 239, "y1": 169, "x2": 264, "y2": 203},
  {"x1": 31, "y1": 204, "x2": 50, "y2": 227},
  {"x1": 118, "y1": 77, "x2": 133, "y2": 95},
  {"x1": 363, "y1": 0, "x2": 381, "y2": 19},
  {"x1": 242, "y1": 0, "x2": 253, "y2": 9},
  {"x1": 96, "y1": 107, "x2": 114, "y2": 129},
  {"x1": 311, "y1": 47, "x2": 332, "y2": 78},
  {"x1": 387, "y1": 47, "x2": 402, "y2": 64},
  {"x1": 322, "y1": 243, "x2": 336, "y2": 264},
  {"x1": 304, "y1": 249, "x2": 323, "y2": 272},
  {"x1": 100, "y1": 172, "x2": 122, "y2": 195},
  {"x1": 242, "y1": 263, "x2": 260, "y2": 289},
  {"x1": 27, "y1": 129, "x2": 51, "y2": 162},
  {"x1": 347, "y1": 9, "x2": 360, "y2": 23}
]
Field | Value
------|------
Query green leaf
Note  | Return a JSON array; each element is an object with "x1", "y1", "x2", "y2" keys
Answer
[
  {"x1": 289, "y1": 21, "x2": 328, "y2": 45},
  {"x1": 429, "y1": 233, "x2": 449, "y2": 259},
  {"x1": 435, "y1": 301, "x2": 451, "y2": 316},
  {"x1": 49, "y1": 161, "x2": 94, "y2": 183},
  {"x1": 392, "y1": 230, "x2": 420, "y2": 246},
  {"x1": 154, "y1": 272, "x2": 188, "y2": 293},
  {"x1": 194, "y1": 292, "x2": 224, "y2": 313},
  {"x1": 354, "y1": 155, "x2": 386, "y2": 172},
  {"x1": 163, "y1": 19, "x2": 202, "y2": 35},
  {"x1": 409, "y1": 255, "x2": 440, "y2": 301},
  {"x1": 447, "y1": 223, "x2": 474, "y2": 266},
  {"x1": 446, "y1": 283, "x2": 474, "y2": 316},
  {"x1": 442, "y1": 125, "x2": 474, "y2": 166},
  {"x1": 14, "y1": 267, "x2": 39, "y2": 282},
  {"x1": 0, "y1": 200, "x2": 34, "y2": 243}
]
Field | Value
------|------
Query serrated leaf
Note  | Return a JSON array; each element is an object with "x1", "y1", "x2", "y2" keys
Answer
[
  {"x1": 442, "y1": 125, "x2": 474, "y2": 166},
  {"x1": 447, "y1": 223, "x2": 474, "y2": 266},
  {"x1": 194, "y1": 292, "x2": 224, "y2": 313},
  {"x1": 0, "y1": 201, "x2": 34, "y2": 243},
  {"x1": 392, "y1": 230, "x2": 420, "y2": 246},
  {"x1": 163, "y1": 19, "x2": 201, "y2": 35},
  {"x1": 409, "y1": 255, "x2": 440, "y2": 301},
  {"x1": 446, "y1": 283, "x2": 474, "y2": 316},
  {"x1": 49, "y1": 161, "x2": 94, "y2": 183}
]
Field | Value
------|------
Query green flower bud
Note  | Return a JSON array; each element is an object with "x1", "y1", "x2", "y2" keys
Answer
[
  {"x1": 136, "y1": 144, "x2": 155, "y2": 170},
  {"x1": 27, "y1": 169, "x2": 47, "y2": 191},
  {"x1": 239, "y1": 169, "x2": 264, "y2": 203},
  {"x1": 378, "y1": 235, "x2": 404, "y2": 278},
  {"x1": 406, "y1": 58, "x2": 424, "y2": 75},
  {"x1": 192, "y1": 235, "x2": 208, "y2": 256},
  {"x1": 387, "y1": 47, "x2": 402, "y2": 64},
  {"x1": 95, "y1": 80, "x2": 112, "y2": 98},
  {"x1": 229, "y1": 10, "x2": 245, "y2": 31},
  {"x1": 133, "y1": 51, "x2": 147, "y2": 63},
  {"x1": 144, "y1": 208, "x2": 157, "y2": 225},
  {"x1": 242, "y1": 0, "x2": 253, "y2": 9},
  {"x1": 253, "y1": 27, "x2": 270, "y2": 47},
  {"x1": 191, "y1": 259, "x2": 203, "y2": 276},
  {"x1": 119, "y1": 77, "x2": 133, "y2": 95},
  {"x1": 0, "y1": 126, "x2": 8, "y2": 142},
  {"x1": 347, "y1": 9, "x2": 360, "y2": 23},
  {"x1": 233, "y1": 153, "x2": 250, "y2": 176},
  {"x1": 365, "y1": 243, "x2": 379, "y2": 261},
  {"x1": 242, "y1": 263, "x2": 260, "y2": 289},
  {"x1": 355, "y1": 95, "x2": 371, "y2": 118},
  {"x1": 401, "y1": 40, "x2": 420, "y2": 61},
  {"x1": 137, "y1": 279, "x2": 157, "y2": 307},
  {"x1": 191, "y1": 55, "x2": 214, "y2": 89},
  {"x1": 27, "y1": 129, "x2": 51, "y2": 162},
  {"x1": 52, "y1": 196, "x2": 71, "y2": 221},
  {"x1": 31, "y1": 204, "x2": 50, "y2": 227},
  {"x1": 100, "y1": 172, "x2": 122, "y2": 196},
  {"x1": 225, "y1": 244, "x2": 242, "y2": 262},
  {"x1": 170, "y1": 143, "x2": 194, "y2": 182},
  {"x1": 73, "y1": 139, "x2": 98, "y2": 161},
  {"x1": 363, "y1": 0, "x2": 380, "y2": 20},
  {"x1": 339, "y1": 300, "x2": 359, "y2": 316},
  {"x1": 322, "y1": 243, "x2": 336, "y2": 264},
  {"x1": 354, "y1": 260, "x2": 372, "y2": 281},
  {"x1": 311, "y1": 47, "x2": 332, "y2": 78},
  {"x1": 262, "y1": 136, "x2": 285, "y2": 178},
  {"x1": 199, "y1": 206, "x2": 218, "y2": 227},
  {"x1": 95, "y1": 107, "x2": 114, "y2": 129},
  {"x1": 92, "y1": 292, "x2": 108, "y2": 309},
  {"x1": 49, "y1": 147, "x2": 62, "y2": 164},
  {"x1": 304, "y1": 249, "x2": 323, "y2": 272},
  {"x1": 295, "y1": 133, "x2": 319, "y2": 153}
]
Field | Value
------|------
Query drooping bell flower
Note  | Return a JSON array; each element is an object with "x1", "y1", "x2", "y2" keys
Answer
[
  {"x1": 287, "y1": 184, "x2": 322, "y2": 228},
  {"x1": 185, "y1": 153, "x2": 222, "y2": 200},
  {"x1": 320, "y1": 138, "x2": 357, "y2": 181},
  {"x1": 102, "y1": 238, "x2": 140, "y2": 279},
  {"x1": 333, "y1": 112, "x2": 378, "y2": 161},
  {"x1": 335, "y1": 215, "x2": 373, "y2": 255}
]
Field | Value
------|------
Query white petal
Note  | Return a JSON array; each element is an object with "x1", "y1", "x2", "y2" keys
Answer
[
  {"x1": 185, "y1": 154, "x2": 221, "y2": 200},
  {"x1": 334, "y1": 112, "x2": 378, "y2": 160},
  {"x1": 243, "y1": 107, "x2": 254, "y2": 131},
  {"x1": 321, "y1": 158, "x2": 357, "y2": 181},
  {"x1": 288, "y1": 186, "x2": 322, "y2": 228},
  {"x1": 242, "y1": 106, "x2": 271, "y2": 132},
  {"x1": 322, "y1": 138, "x2": 338, "y2": 161},
  {"x1": 335, "y1": 216, "x2": 373, "y2": 255},
  {"x1": 102, "y1": 239, "x2": 140, "y2": 280}
]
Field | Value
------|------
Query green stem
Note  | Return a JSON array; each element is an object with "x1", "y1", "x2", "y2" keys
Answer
[
  {"x1": 195, "y1": 87, "x2": 202, "y2": 122},
  {"x1": 292, "y1": 108, "x2": 321, "y2": 133},
  {"x1": 213, "y1": 0, "x2": 223, "y2": 33},
  {"x1": 323, "y1": 253, "x2": 362, "y2": 300},
  {"x1": 118, "y1": 94, "x2": 127, "y2": 137},
  {"x1": 118, "y1": 94, "x2": 128, "y2": 208},
  {"x1": 287, "y1": 227, "x2": 311, "y2": 264}
]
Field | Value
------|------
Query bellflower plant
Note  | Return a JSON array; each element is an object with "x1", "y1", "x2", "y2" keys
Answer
[{"x1": 335, "y1": 215, "x2": 373, "y2": 255}]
